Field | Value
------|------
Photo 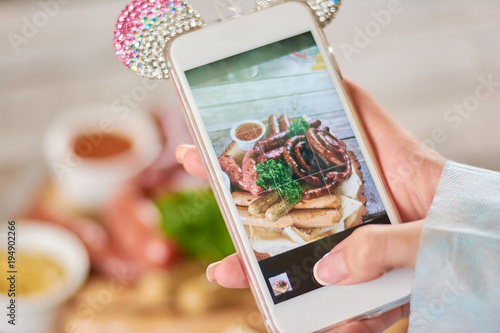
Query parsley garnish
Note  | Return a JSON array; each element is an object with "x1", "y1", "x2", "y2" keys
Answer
[
  {"x1": 255, "y1": 159, "x2": 303, "y2": 205},
  {"x1": 288, "y1": 116, "x2": 310, "y2": 136}
]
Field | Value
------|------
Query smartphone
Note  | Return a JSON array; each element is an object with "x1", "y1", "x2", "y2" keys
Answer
[{"x1": 167, "y1": 2, "x2": 413, "y2": 331}]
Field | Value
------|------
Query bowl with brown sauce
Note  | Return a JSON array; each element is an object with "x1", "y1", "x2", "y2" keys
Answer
[
  {"x1": 230, "y1": 120, "x2": 266, "y2": 151},
  {"x1": 43, "y1": 106, "x2": 162, "y2": 210}
]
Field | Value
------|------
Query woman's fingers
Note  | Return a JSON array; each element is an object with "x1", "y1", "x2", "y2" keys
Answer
[
  {"x1": 206, "y1": 221, "x2": 424, "y2": 289},
  {"x1": 176, "y1": 144, "x2": 208, "y2": 179},
  {"x1": 205, "y1": 253, "x2": 249, "y2": 288},
  {"x1": 314, "y1": 220, "x2": 424, "y2": 286},
  {"x1": 339, "y1": 304, "x2": 410, "y2": 333}
]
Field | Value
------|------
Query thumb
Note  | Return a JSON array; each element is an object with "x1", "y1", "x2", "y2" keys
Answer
[
  {"x1": 176, "y1": 144, "x2": 208, "y2": 180},
  {"x1": 313, "y1": 220, "x2": 424, "y2": 286}
]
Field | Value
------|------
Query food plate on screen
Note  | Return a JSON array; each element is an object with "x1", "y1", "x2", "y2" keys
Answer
[
  {"x1": 268, "y1": 272, "x2": 293, "y2": 297},
  {"x1": 218, "y1": 114, "x2": 368, "y2": 260},
  {"x1": 272, "y1": 280, "x2": 290, "y2": 294}
]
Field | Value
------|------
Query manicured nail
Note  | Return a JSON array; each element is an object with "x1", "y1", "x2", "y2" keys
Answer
[
  {"x1": 313, "y1": 250, "x2": 349, "y2": 286},
  {"x1": 176, "y1": 144, "x2": 194, "y2": 163},
  {"x1": 206, "y1": 261, "x2": 221, "y2": 283}
]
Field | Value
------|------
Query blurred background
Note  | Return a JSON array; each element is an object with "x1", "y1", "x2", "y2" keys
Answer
[{"x1": 0, "y1": 0, "x2": 499, "y2": 332}]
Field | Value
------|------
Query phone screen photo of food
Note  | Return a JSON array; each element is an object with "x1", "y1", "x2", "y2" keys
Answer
[{"x1": 185, "y1": 32, "x2": 390, "y2": 304}]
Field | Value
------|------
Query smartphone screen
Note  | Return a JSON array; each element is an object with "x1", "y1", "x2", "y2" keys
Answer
[{"x1": 184, "y1": 32, "x2": 391, "y2": 304}]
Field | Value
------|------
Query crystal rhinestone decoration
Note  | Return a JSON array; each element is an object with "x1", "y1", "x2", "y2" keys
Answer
[
  {"x1": 114, "y1": 0, "x2": 340, "y2": 79},
  {"x1": 256, "y1": 0, "x2": 341, "y2": 27},
  {"x1": 114, "y1": 0, "x2": 203, "y2": 80}
]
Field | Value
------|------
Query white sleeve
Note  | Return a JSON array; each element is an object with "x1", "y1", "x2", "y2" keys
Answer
[{"x1": 408, "y1": 161, "x2": 500, "y2": 332}]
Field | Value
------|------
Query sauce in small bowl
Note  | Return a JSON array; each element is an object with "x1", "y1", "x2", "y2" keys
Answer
[
  {"x1": 0, "y1": 221, "x2": 89, "y2": 333},
  {"x1": 0, "y1": 253, "x2": 65, "y2": 296},
  {"x1": 43, "y1": 106, "x2": 161, "y2": 210},
  {"x1": 230, "y1": 120, "x2": 266, "y2": 151},
  {"x1": 72, "y1": 133, "x2": 132, "y2": 159}
]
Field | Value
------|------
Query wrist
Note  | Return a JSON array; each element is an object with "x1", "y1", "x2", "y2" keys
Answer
[
  {"x1": 384, "y1": 140, "x2": 446, "y2": 222},
  {"x1": 408, "y1": 144, "x2": 446, "y2": 220},
  {"x1": 419, "y1": 150, "x2": 447, "y2": 216}
]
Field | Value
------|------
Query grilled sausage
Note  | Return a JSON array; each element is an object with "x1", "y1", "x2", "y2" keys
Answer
[
  {"x1": 283, "y1": 136, "x2": 308, "y2": 178},
  {"x1": 248, "y1": 190, "x2": 281, "y2": 215},
  {"x1": 232, "y1": 191, "x2": 258, "y2": 206},
  {"x1": 242, "y1": 148, "x2": 265, "y2": 196},
  {"x1": 279, "y1": 114, "x2": 291, "y2": 132},
  {"x1": 306, "y1": 128, "x2": 345, "y2": 166},
  {"x1": 219, "y1": 153, "x2": 249, "y2": 191},
  {"x1": 265, "y1": 197, "x2": 296, "y2": 222},
  {"x1": 303, "y1": 181, "x2": 339, "y2": 200},
  {"x1": 257, "y1": 119, "x2": 322, "y2": 152},
  {"x1": 257, "y1": 146, "x2": 284, "y2": 163},
  {"x1": 268, "y1": 115, "x2": 280, "y2": 136}
]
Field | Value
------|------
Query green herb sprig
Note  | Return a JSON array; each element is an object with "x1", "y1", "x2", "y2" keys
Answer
[
  {"x1": 288, "y1": 116, "x2": 310, "y2": 137},
  {"x1": 255, "y1": 159, "x2": 303, "y2": 205}
]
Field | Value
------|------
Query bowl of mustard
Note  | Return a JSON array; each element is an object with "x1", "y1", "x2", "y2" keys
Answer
[{"x1": 0, "y1": 221, "x2": 90, "y2": 333}]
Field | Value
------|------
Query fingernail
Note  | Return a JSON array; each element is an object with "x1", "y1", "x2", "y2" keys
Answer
[
  {"x1": 206, "y1": 260, "x2": 221, "y2": 283},
  {"x1": 313, "y1": 250, "x2": 349, "y2": 286},
  {"x1": 176, "y1": 144, "x2": 194, "y2": 163}
]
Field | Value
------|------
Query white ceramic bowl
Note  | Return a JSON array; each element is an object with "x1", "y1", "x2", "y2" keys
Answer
[
  {"x1": 0, "y1": 221, "x2": 90, "y2": 333},
  {"x1": 43, "y1": 106, "x2": 162, "y2": 210},
  {"x1": 230, "y1": 120, "x2": 266, "y2": 151}
]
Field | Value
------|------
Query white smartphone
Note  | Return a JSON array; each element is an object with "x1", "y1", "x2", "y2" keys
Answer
[{"x1": 166, "y1": 2, "x2": 413, "y2": 332}]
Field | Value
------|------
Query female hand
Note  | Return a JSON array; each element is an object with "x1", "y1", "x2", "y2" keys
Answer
[{"x1": 176, "y1": 80, "x2": 446, "y2": 332}]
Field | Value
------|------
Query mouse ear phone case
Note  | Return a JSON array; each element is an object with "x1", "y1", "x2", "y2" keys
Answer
[{"x1": 113, "y1": 0, "x2": 341, "y2": 80}]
